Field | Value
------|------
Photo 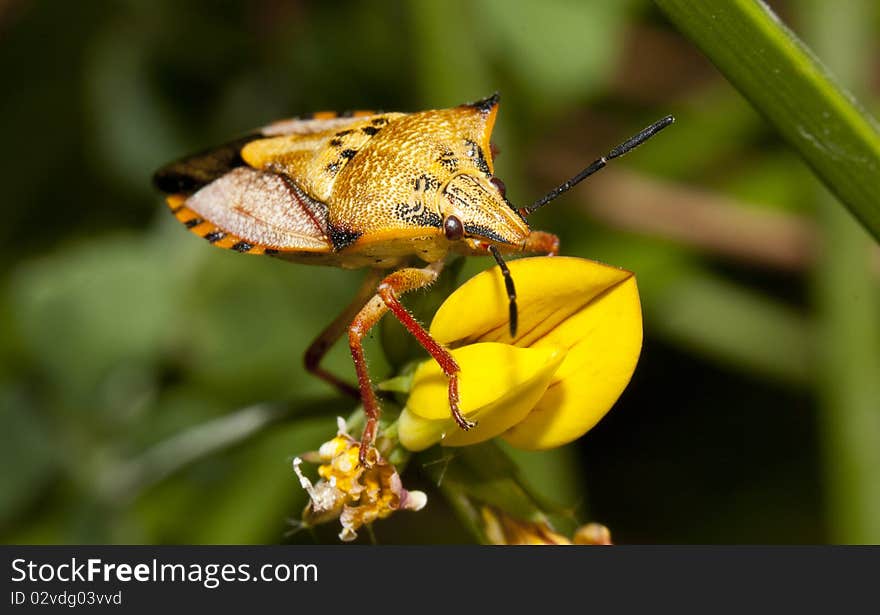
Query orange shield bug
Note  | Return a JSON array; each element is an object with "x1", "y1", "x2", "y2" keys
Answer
[{"x1": 153, "y1": 94, "x2": 673, "y2": 464}]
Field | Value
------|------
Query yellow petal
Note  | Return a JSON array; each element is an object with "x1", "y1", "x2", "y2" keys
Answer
[
  {"x1": 399, "y1": 342, "x2": 565, "y2": 451},
  {"x1": 397, "y1": 409, "x2": 447, "y2": 452},
  {"x1": 502, "y1": 275, "x2": 642, "y2": 449},
  {"x1": 407, "y1": 343, "x2": 562, "y2": 420},
  {"x1": 430, "y1": 256, "x2": 634, "y2": 347}
]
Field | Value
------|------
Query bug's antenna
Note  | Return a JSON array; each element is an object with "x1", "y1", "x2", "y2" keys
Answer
[
  {"x1": 523, "y1": 115, "x2": 674, "y2": 216},
  {"x1": 489, "y1": 245, "x2": 518, "y2": 337}
]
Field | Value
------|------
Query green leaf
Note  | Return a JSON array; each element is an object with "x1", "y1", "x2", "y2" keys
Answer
[
  {"x1": 646, "y1": 269, "x2": 812, "y2": 387},
  {"x1": 98, "y1": 400, "x2": 334, "y2": 503},
  {"x1": 474, "y1": 0, "x2": 630, "y2": 105},
  {"x1": 9, "y1": 232, "x2": 188, "y2": 401},
  {"x1": 654, "y1": 0, "x2": 880, "y2": 242},
  {"x1": 130, "y1": 417, "x2": 332, "y2": 544},
  {"x1": 0, "y1": 386, "x2": 58, "y2": 526}
]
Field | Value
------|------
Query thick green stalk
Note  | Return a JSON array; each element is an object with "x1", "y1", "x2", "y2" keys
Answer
[
  {"x1": 654, "y1": 0, "x2": 880, "y2": 242},
  {"x1": 803, "y1": 0, "x2": 880, "y2": 544}
]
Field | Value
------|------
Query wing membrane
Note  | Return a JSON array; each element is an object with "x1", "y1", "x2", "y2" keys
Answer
[{"x1": 182, "y1": 167, "x2": 331, "y2": 252}]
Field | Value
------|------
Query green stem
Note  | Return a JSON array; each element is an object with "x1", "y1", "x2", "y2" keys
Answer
[
  {"x1": 654, "y1": 0, "x2": 880, "y2": 242},
  {"x1": 803, "y1": 0, "x2": 880, "y2": 543}
]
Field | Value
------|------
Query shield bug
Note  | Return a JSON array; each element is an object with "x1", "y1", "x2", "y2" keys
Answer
[{"x1": 153, "y1": 94, "x2": 673, "y2": 464}]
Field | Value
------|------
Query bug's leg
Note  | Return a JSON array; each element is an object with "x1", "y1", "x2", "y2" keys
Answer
[
  {"x1": 377, "y1": 268, "x2": 473, "y2": 434},
  {"x1": 349, "y1": 261, "x2": 472, "y2": 465},
  {"x1": 520, "y1": 230, "x2": 560, "y2": 256},
  {"x1": 304, "y1": 269, "x2": 383, "y2": 399},
  {"x1": 467, "y1": 231, "x2": 560, "y2": 258},
  {"x1": 348, "y1": 293, "x2": 389, "y2": 465},
  {"x1": 462, "y1": 231, "x2": 561, "y2": 337}
]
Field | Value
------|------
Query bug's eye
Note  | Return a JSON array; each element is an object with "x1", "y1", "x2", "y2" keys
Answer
[
  {"x1": 490, "y1": 176, "x2": 506, "y2": 198},
  {"x1": 443, "y1": 215, "x2": 464, "y2": 241}
]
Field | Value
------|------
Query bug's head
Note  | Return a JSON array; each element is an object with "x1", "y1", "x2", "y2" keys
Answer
[
  {"x1": 439, "y1": 172, "x2": 529, "y2": 248},
  {"x1": 436, "y1": 94, "x2": 530, "y2": 248},
  {"x1": 439, "y1": 107, "x2": 676, "y2": 338}
]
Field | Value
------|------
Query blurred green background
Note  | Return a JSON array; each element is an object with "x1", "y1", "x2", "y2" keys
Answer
[{"x1": 1, "y1": 0, "x2": 878, "y2": 544}]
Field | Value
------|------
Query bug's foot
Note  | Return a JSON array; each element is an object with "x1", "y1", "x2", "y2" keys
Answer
[
  {"x1": 446, "y1": 373, "x2": 475, "y2": 431},
  {"x1": 358, "y1": 420, "x2": 379, "y2": 468},
  {"x1": 451, "y1": 406, "x2": 477, "y2": 431},
  {"x1": 358, "y1": 442, "x2": 378, "y2": 468}
]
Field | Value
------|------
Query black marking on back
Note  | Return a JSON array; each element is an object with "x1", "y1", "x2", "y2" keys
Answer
[
  {"x1": 152, "y1": 133, "x2": 262, "y2": 194},
  {"x1": 412, "y1": 173, "x2": 441, "y2": 192},
  {"x1": 340, "y1": 149, "x2": 358, "y2": 160},
  {"x1": 335, "y1": 129, "x2": 354, "y2": 137},
  {"x1": 328, "y1": 224, "x2": 363, "y2": 251},
  {"x1": 371, "y1": 117, "x2": 388, "y2": 126},
  {"x1": 438, "y1": 148, "x2": 458, "y2": 173},
  {"x1": 232, "y1": 241, "x2": 254, "y2": 253},
  {"x1": 329, "y1": 137, "x2": 343, "y2": 147},
  {"x1": 204, "y1": 230, "x2": 226, "y2": 243},
  {"x1": 325, "y1": 162, "x2": 340, "y2": 175},
  {"x1": 465, "y1": 139, "x2": 491, "y2": 174},
  {"x1": 464, "y1": 222, "x2": 511, "y2": 245},
  {"x1": 362, "y1": 126, "x2": 380, "y2": 136},
  {"x1": 466, "y1": 93, "x2": 500, "y2": 114},
  {"x1": 184, "y1": 217, "x2": 204, "y2": 228},
  {"x1": 393, "y1": 202, "x2": 442, "y2": 228}
]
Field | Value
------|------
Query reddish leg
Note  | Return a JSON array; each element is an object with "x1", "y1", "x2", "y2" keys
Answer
[
  {"x1": 304, "y1": 269, "x2": 383, "y2": 398},
  {"x1": 348, "y1": 261, "x2": 473, "y2": 465},
  {"x1": 521, "y1": 230, "x2": 560, "y2": 256},
  {"x1": 467, "y1": 230, "x2": 560, "y2": 258}
]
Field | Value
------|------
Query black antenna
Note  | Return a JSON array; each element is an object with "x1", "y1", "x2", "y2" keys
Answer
[
  {"x1": 524, "y1": 115, "x2": 674, "y2": 216},
  {"x1": 489, "y1": 245, "x2": 518, "y2": 337}
]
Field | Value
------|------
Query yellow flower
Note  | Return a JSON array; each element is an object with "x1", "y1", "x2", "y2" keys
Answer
[
  {"x1": 481, "y1": 506, "x2": 614, "y2": 545},
  {"x1": 399, "y1": 256, "x2": 641, "y2": 451},
  {"x1": 481, "y1": 507, "x2": 571, "y2": 545},
  {"x1": 573, "y1": 522, "x2": 614, "y2": 545},
  {"x1": 293, "y1": 418, "x2": 426, "y2": 541}
]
